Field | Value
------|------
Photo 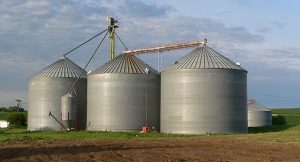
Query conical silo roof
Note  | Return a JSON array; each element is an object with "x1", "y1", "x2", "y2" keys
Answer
[
  {"x1": 164, "y1": 45, "x2": 246, "y2": 72},
  {"x1": 248, "y1": 101, "x2": 271, "y2": 112},
  {"x1": 31, "y1": 57, "x2": 87, "y2": 78},
  {"x1": 90, "y1": 54, "x2": 159, "y2": 75}
]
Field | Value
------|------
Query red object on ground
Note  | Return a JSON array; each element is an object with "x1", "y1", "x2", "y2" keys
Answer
[{"x1": 140, "y1": 126, "x2": 150, "y2": 133}]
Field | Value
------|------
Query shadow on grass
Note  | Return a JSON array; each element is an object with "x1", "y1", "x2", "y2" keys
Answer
[{"x1": 248, "y1": 124, "x2": 294, "y2": 133}]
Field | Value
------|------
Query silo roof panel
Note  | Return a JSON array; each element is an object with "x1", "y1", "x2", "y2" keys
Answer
[
  {"x1": 90, "y1": 54, "x2": 159, "y2": 75},
  {"x1": 164, "y1": 45, "x2": 247, "y2": 72},
  {"x1": 248, "y1": 101, "x2": 271, "y2": 112},
  {"x1": 31, "y1": 57, "x2": 87, "y2": 78}
]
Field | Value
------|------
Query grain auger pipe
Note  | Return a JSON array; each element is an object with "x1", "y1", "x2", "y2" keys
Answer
[
  {"x1": 49, "y1": 111, "x2": 68, "y2": 131},
  {"x1": 123, "y1": 39, "x2": 207, "y2": 55}
]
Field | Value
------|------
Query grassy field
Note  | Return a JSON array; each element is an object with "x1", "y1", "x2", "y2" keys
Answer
[
  {"x1": 246, "y1": 108, "x2": 300, "y2": 144},
  {"x1": 0, "y1": 112, "x2": 28, "y2": 120},
  {"x1": 272, "y1": 108, "x2": 300, "y2": 115},
  {"x1": 1, "y1": 109, "x2": 300, "y2": 143},
  {"x1": 0, "y1": 112, "x2": 11, "y2": 120},
  {"x1": 272, "y1": 108, "x2": 300, "y2": 125}
]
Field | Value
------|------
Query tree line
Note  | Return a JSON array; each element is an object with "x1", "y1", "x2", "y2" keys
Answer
[{"x1": 0, "y1": 106, "x2": 25, "y2": 112}]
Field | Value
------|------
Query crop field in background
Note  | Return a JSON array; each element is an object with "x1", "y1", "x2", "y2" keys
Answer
[
  {"x1": 0, "y1": 112, "x2": 27, "y2": 121},
  {"x1": 244, "y1": 108, "x2": 300, "y2": 144},
  {"x1": 272, "y1": 108, "x2": 300, "y2": 126},
  {"x1": 272, "y1": 108, "x2": 300, "y2": 115}
]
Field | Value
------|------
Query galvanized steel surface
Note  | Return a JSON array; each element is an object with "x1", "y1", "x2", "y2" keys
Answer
[
  {"x1": 90, "y1": 54, "x2": 158, "y2": 74},
  {"x1": 87, "y1": 54, "x2": 160, "y2": 132},
  {"x1": 164, "y1": 45, "x2": 246, "y2": 71},
  {"x1": 28, "y1": 58, "x2": 87, "y2": 131},
  {"x1": 61, "y1": 93, "x2": 77, "y2": 120},
  {"x1": 61, "y1": 93, "x2": 77, "y2": 129},
  {"x1": 87, "y1": 74, "x2": 160, "y2": 132},
  {"x1": 161, "y1": 46, "x2": 247, "y2": 134},
  {"x1": 31, "y1": 57, "x2": 86, "y2": 78},
  {"x1": 161, "y1": 69, "x2": 247, "y2": 134},
  {"x1": 248, "y1": 101, "x2": 271, "y2": 112},
  {"x1": 28, "y1": 78, "x2": 87, "y2": 131},
  {"x1": 248, "y1": 101, "x2": 272, "y2": 127}
]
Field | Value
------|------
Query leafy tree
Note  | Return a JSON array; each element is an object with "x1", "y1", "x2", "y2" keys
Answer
[
  {"x1": 7, "y1": 113, "x2": 26, "y2": 127},
  {"x1": 0, "y1": 107, "x2": 8, "y2": 112},
  {"x1": 19, "y1": 108, "x2": 25, "y2": 112},
  {"x1": 8, "y1": 106, "x2": 18, "y2": 112},
  {"x1": 8, "y1": 106, "x2": 25, "y2": 112}
]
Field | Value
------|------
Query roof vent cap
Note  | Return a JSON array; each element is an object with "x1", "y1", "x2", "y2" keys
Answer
[{"x1": 145, "y1": 67, "x2": 150, "y2": 74}]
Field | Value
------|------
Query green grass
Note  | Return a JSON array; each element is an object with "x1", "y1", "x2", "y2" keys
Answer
[
  {"x1": 249, "y1": 108, "x2": 300, "y2": 131},
  {"x1": 0, "y1": 112, "x2": 28, "y2": 120},
  {"x1": 246, "y1": 108, "x2": 300, "y2": 144},
  {"x1": 0, "y1": 112, "x2": 10, "y2": 120},
  {"x1": 271, "y1": 108, "x2": 300, "y2": 126},
  {"x1": 0, "y1": 128, "x2": 205, "y2": 142},
  {"x1": 272, "y1": 108, "x2": 300, "y2": 115},
  {"x1": 1, "y1": 109, "x2": 300, "y2": 144}
]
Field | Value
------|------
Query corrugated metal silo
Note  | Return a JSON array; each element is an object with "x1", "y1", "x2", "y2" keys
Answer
[
  {"x1": 28, "y1": 57, "x2": 87, "y2": 131},
  {"x1": 161, "y1": 45, "x2": 248, "y2": 134},
  {"x1": 248, "y1": 100, "x2": 272, "y2": 127},
  {"x1": 87, "y1": 54, "x2": 160, "y2": 132},
  {"x1": 61, "y1": 93, "x2": 77, "y2": 129}
]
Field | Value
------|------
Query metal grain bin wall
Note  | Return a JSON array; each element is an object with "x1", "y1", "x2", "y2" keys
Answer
[
  {"x1": 248, "y1": 100, "x2": 272, "y2": 127},
  {"x1": 61, "y1": 93, "x2": 77, "y2": 129},
  {"x1": 28, "y1": 57, "x2": 87, "y2": 131},
  {"x1": 161, "y1": 45, "x2": 248, "y2": 134},
  {"x1": 87, "y1": 54, "x2": 160, "y2": 132}
]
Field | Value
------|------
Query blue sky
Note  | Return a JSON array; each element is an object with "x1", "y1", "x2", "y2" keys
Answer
[{"x1": 1, "y1": 0, "x2": 300, "y2": 108}]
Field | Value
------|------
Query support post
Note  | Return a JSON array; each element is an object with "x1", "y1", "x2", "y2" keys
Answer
[{"x1": 108, "y1": 17, "x2": 118, "y2": 60}]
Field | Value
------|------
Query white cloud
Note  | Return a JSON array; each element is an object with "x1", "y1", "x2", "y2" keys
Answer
[
  {"x1": 0, "y1": 90, "x2": 27, "y2": 109},
  {"x1": 257, "y1": 27, "x2": 272, "y2": 33},
  {"x1": 117, "y1": 0, "x2": 174, "y2": 18},
  {"x1": 26, "y1": 0, "x2": 50, "y2": 8},
  {"x1": 271, "y1": 21, "x2": 286, "y2": 29},
  {"x1": 239, "y1": 48, "x2": 300, "y2": 71},
  {"x1": 25, "y1": 0, "x2": 52, "y2": 15},
  {"x1": 0, "y1": 0, "x2": 298, "y2": 106}
]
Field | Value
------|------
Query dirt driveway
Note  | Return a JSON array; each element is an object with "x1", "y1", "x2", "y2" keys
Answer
[{"x1": 1, "y1": 138, "x2": 300, "y2": 161}]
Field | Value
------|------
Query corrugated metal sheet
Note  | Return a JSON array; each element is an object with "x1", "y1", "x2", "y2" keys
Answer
[
  {"x1": 31, "y1": 57, "x2": 86, "y2": 78},
  {"x1": 28, "y1": 78, "x2": 87, "y2": 131},
  {"x1": 248, "y1": 100, "x2": 272, "y2": 127},
  {"x1": 248, "y1": 101, "x2": 271, "y2": 112},
  {"x1": 87, "y1": 74, "x2": 160, "y2": 132},
  {"x1": 87, "y1": 53, "x2": 160, "y2": 132},
  {"x1": 90, "y1": 54, "x2": 158, "y2": 75},
  {"x1": 161, "y1": 44, "x2": 248, "y2": 134},
  {"x1": 164, "y1": 45, "x2": 246, "y2": 71},
  {"x1": 161, "y1": 70, "x2": 247, "y2": 134}
]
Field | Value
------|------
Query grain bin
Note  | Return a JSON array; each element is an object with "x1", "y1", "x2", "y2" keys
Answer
[
  {"x1": 28, "y1": 57, "x2": 87, "y2": 131},
  {"x1": 87, "y1": 54, "x2": 160, "y2": 132},
  {"x1": 161, "y1": 45, "x2": 248, "y2": 134},
  {"x1": 248, "y1": 99, "x2": 272, "y2": 127},
  {"x1": 61, "y1": 93, "x2": 77, "y2": 129}
]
